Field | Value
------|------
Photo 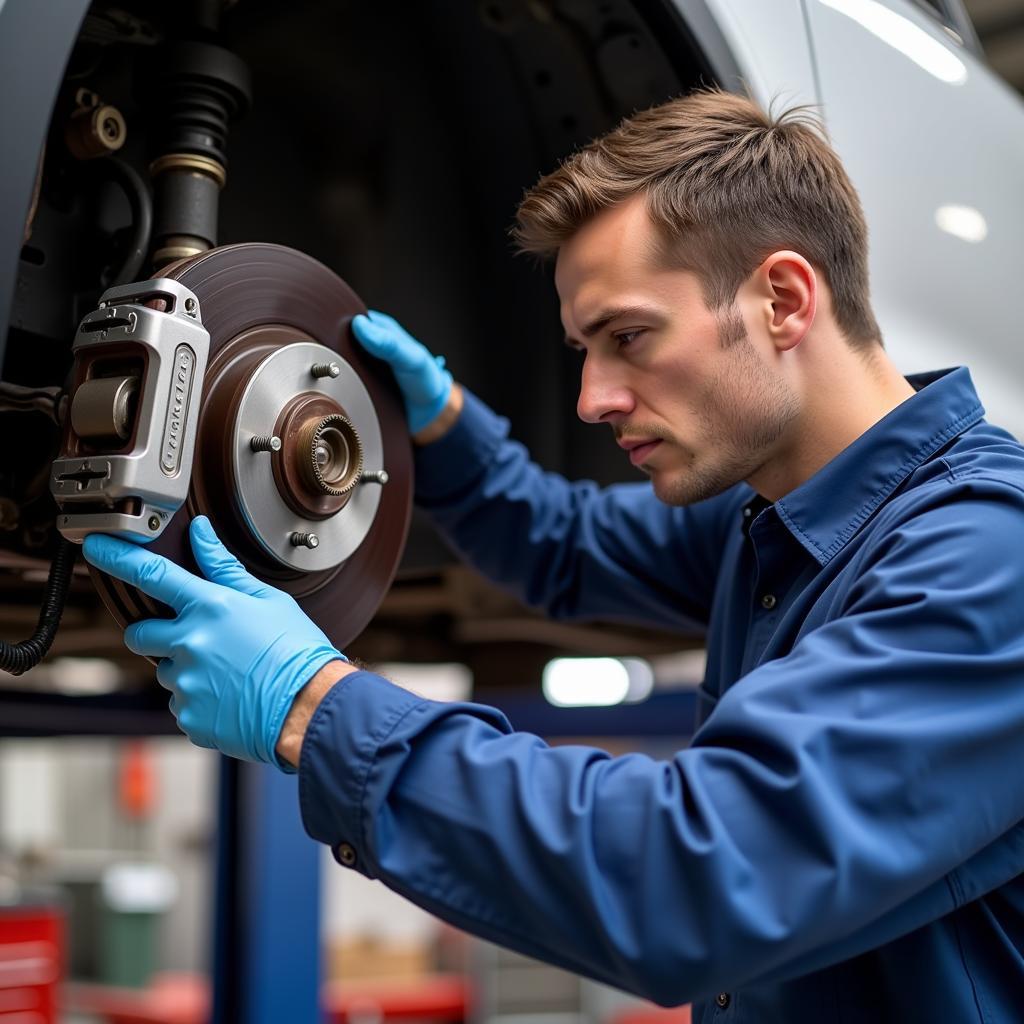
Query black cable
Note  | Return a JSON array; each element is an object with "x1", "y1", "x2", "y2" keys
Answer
[
  {"x1": 98, "y1": 157, "x2": 153, "y2": 286},
  {"x1": 0, "y1": 538, "x2": 79, "y2": 676}
]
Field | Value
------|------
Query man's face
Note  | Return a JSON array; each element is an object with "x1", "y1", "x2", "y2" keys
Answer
[{"x1": 555, "y1": 196, "x2": 799, "y2": 506}]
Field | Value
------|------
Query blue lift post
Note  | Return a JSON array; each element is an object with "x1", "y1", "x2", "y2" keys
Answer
[{"x1": 212, "y1": 757, "x2": 322, "y2": 1024}]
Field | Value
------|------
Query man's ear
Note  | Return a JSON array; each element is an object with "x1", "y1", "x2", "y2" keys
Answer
[{"x1": 750, "y1": 250, "x2": 817, "y2": 352}]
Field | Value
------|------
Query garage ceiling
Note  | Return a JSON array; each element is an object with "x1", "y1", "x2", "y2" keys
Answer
[{"x1": 964, "y1": 0, "x2": 1024, "y2": 91}]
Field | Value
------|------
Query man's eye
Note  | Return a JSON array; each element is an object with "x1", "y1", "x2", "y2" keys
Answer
[{"x1": 615, "y1": 329, "x2": 644, "y2": 348}]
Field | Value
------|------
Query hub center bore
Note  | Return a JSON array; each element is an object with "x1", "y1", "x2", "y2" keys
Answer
[
  {"x1": 298, "y1": 413, "x2": 363, "y2": 498},
  {"x1": 272, "y1": 392, "x2": 362, "y2": 521}
]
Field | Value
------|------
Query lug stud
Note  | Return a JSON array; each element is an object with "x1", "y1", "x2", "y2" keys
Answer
[
  {"x1": 311, "y1": 361, "x2": 341, "y2": 379},
  {"x1": 360, "y1": 469, "x2": 389, "y2": 486},
  {"x1": 250, "y1": 435, "x2": 282, "y2": 453},
  {"x1": 290, "y1": 532, "x2": 319, "y2": 549}
]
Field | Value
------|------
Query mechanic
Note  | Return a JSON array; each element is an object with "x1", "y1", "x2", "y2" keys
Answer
[{"x1": 83, "y1": 90, "x2": 1024, "y2": 1021}]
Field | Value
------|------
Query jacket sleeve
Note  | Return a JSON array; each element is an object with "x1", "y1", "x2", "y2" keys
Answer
[
  {"x1": 300, "y1": 484, "x2": 1024, "y2": 1006},
  {"x1": 412, "y1": 389, "x2": 736, "y2": 632}
]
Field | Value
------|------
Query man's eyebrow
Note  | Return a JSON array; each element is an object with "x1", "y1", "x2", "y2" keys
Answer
[
  {"x1": 585, "y1": 303, "x2": 655, "y2": 335},
  {"x1": 563, "y1": 305, "x2": 660, "y2": 347}
]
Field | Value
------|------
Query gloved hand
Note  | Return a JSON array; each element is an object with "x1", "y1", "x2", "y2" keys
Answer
[
  {"x1": 82, "y1": 516, "x2": 345, "y2": 769},
  {"x1": 351, "y1": 310, "x2": 453, "y2": 434}
]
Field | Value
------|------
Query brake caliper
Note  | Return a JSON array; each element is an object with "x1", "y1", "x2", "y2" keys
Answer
[{"x1": 50, "y1": 278, "x2": 209, "y2": 543}]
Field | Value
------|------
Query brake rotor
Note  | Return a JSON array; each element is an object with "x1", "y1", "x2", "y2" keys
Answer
[{"x1": 88, "y1": 242, "x2": 413, "y2": 651}]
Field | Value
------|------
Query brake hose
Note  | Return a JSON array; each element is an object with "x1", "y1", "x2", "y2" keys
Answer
[
  {"x1": 0, "y1": 536, "x2": 79, "y2": 676},
  {"x1": 97, "y1": 157, "x2": 153, "y2": 287},
  {"x1": 0, "y1": 382, "x2": 62, "y2": 423}
]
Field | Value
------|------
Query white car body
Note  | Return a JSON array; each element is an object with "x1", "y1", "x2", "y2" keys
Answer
[{"x1": 704, "y1": 0, "x2": 1024, "y2": 437}]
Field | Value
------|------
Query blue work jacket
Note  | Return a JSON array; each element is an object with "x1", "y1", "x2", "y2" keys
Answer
[{"x1": 300, "y1": 366, "x2": 1024, "y2": 1022}]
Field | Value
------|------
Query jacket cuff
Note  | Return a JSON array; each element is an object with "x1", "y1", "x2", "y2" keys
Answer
[
  {"x1": 298, "y1": 670, "x2": 426, "y2": 876},
  {"x1": 414, "y1": 389, "x2": 508, "y2": 505}
]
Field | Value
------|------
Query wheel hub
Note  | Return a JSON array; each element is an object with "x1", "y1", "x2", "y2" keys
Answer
[{"x1": 231, "y1": 341, "x2": 381, "y2": 574}]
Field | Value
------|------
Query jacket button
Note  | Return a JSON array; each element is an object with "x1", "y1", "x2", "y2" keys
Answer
[
  {"x1": 760, "y1": 593, "x2": 777, "y2": 610},
  {"x1": 715, "y1": 992, "x2": 731, "y2": 1009},
  {"x1": 337, "y1": 842, "x2": 357, "y2": 867}
]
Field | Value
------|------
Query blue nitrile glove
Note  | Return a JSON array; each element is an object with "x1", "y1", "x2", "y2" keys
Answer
[
  {"x1": 82, "y1": 516, "x2": 345, "y2": 769},
  {"x1": 351, "y1": 310, "x2": 453, "y2": 434}
]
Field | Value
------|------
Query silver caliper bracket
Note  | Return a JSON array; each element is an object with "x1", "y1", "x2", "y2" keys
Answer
[{"x1": 50, "y1": 278, "x2": 210, "y2": 544}]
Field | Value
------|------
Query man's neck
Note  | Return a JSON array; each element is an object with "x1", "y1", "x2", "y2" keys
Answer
[{"x1": 749, "y1": 345, "x2": 916, "y2": 502}]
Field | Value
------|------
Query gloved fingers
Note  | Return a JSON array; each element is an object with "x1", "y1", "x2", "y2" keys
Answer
[
  {"x1": 175, "y1": 704, "x2": 217, "y2": 751},
  {"x1": 124, "y1": 617, "x2": 180, "y2": 659},
  {"x1": 153, "y1": 668, "x2": 212, "y2": 753},
  {"x1": 351, "y1": 313, "x2": 403, "y2": 359},
  {"x1": 154, "y1": 657, "x2": 178, "y2": 696},
  {"x1": 189, "y1": 516, "x2": 269, "y2": 597},
  {"x1": 83, "y1": 533, "x2": 206, "y2": 613},
  {"x1": 365, "y1": 309, "x2": 404, "y2": 331},
  {"x1": 351, "y1": 312, "x2": 424, "y2": 373}
]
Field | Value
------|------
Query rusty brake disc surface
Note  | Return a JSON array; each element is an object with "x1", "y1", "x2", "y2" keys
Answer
[{"x1": 88, "y1": 242, "x2": 413, "y2": 652}]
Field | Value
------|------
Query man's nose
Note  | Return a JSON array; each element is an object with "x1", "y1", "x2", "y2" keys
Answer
[{"x1": 576, "y1": 357, "x2": 634, "y2": 424}]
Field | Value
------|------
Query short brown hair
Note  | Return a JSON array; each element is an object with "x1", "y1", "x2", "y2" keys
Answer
[{"x1": 513, "y1": 89, "x2": 881, "y2": 348}]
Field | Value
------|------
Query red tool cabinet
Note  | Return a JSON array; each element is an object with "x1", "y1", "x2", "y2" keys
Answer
[{"x1": 0, "y1": 903, "x2": 64, "y2": 1023}]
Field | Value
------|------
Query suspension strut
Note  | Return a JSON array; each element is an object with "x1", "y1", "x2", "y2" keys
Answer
[{"x1": 143, "y1": 28, "x2": 251, "y2": 268}]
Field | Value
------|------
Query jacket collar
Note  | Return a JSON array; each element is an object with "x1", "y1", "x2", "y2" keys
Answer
[{"x1": 770, "y1": 367, "x2": 984, "y2": 566}]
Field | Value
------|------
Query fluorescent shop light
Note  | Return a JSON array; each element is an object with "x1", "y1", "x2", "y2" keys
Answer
[
  {"x1": 820, "y1": 0, "x2": 968, "y2": 85},
  {"x1": 542, "y1": 656, "x2": 653, "y2": 707},
  {"x1": 935, "y1": 204, "x2": 988, "y2": 243}
]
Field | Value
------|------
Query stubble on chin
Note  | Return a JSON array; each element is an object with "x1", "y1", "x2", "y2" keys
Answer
[{"x1": 650, "y1": 450, "x2": 745, "y2": 507}]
